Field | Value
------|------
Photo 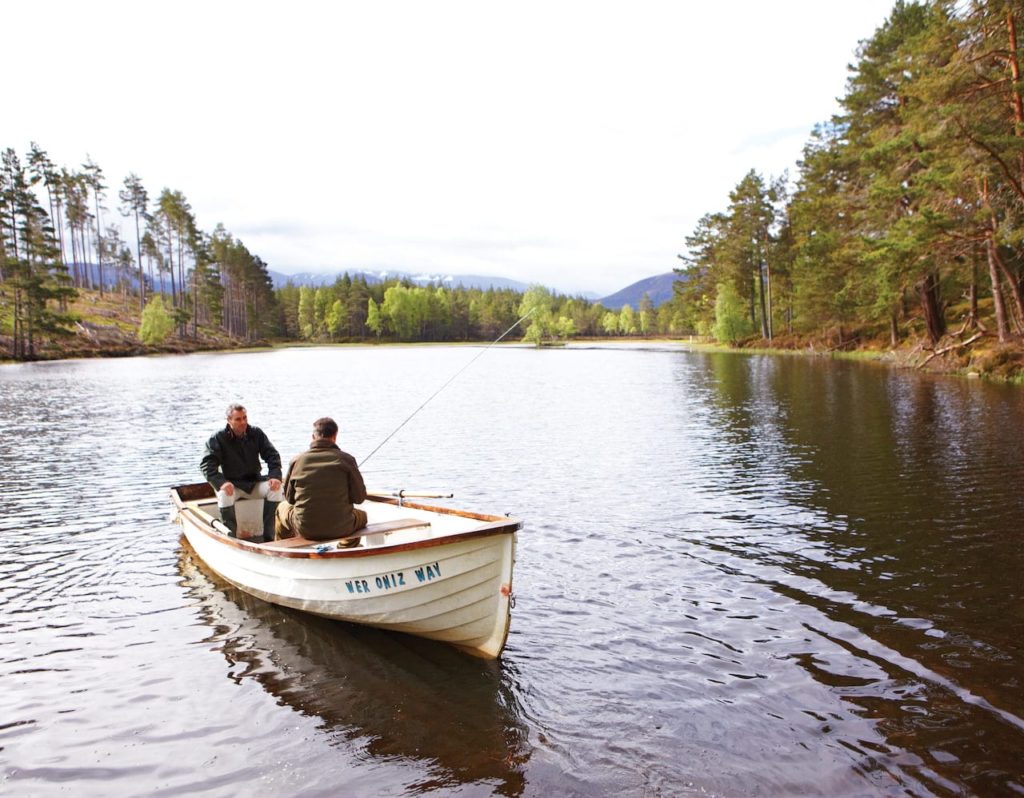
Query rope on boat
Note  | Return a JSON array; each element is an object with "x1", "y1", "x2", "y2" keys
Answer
[{"x1": 359, "y1": 308, "x2": 535, "y2": 468}]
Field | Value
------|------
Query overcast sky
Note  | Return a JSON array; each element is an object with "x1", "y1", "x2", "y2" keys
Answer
[{"x1": 8, "y1": 1, "x2": 896, "y2": 295}]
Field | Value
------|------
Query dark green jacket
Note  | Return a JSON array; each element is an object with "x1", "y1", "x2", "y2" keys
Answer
[
  {"x1": 201, "y1": 424, "x2": 282, "y2": 493},
  {"x1": 283, "y1": 439, "x2": 367, "y2": 539}
]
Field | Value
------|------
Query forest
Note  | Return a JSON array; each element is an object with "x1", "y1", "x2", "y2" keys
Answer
[
  {"x1": 2, "y1": 0, "x2": 1023, "y2": 370},
  {"x1": 677, "y1": 0, "x2": 1024, "y2": 360}
]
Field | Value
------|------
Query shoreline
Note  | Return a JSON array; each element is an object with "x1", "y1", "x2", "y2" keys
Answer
[
  {"x1": 5, "y1": 335, "x2": 1023, "y2": 384},
  {"x1": 3, "y1": 290, "x2": 1021, "y2": 383}
]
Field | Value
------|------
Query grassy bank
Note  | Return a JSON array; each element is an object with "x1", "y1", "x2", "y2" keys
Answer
[
  {"x1": 1, "y1": 291, "x2": 268, "y2": 363},
  {"x1": 713, "y1": 331, "x2": 1024, "y2": 385}
]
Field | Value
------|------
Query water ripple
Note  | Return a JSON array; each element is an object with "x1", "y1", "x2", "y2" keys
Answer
[{"x1": 2, "y1": 347, "x2": 1023, "y2": 795}]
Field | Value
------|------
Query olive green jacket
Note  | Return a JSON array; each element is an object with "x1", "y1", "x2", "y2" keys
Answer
[{"x1": 282, "y1": 439, "x2": 367, "y2": 539}]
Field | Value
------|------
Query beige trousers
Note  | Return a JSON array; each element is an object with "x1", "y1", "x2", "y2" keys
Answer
[{"x1": 274, "y1": 501, "x2": 367, "y2": 545}]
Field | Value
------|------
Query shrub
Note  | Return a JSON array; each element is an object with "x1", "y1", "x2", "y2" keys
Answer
[
  {"x1": 139, "y1": 295, "x2": 174, "y2": 344},
  {"x1": 712, "y1": 282, "x2": 753, "y2": 344}
]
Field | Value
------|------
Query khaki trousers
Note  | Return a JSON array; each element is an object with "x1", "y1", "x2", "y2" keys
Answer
[{"x1": 275, "y1": 501, "x2": 367, "y2": 545}]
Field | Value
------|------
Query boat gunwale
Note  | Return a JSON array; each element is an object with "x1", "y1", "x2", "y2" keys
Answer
[{"x1": 172, "y1": 483, "x2": 521, "y2": 560}]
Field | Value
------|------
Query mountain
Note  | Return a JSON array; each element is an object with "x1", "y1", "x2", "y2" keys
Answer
[
  {"x1": 268, "y1": 270, "x2": 337, "y2": 287},
  {"x1": 268, "y1": 268, "x2": 530, "y2": 293},
  {"x1": 597, "y1": 272, "x2": 678, "y2": 310},
  {"x1": 67, "y1": 262, "x2": 673, "y2": 310}
]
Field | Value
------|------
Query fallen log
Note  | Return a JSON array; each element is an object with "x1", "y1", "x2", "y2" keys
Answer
[{"x1": 918, "y1": 332, "x2": 987, "y2": 368}]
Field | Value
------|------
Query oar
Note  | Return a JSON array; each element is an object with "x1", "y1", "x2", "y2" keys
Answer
[
  {"x1": 367, "y1": 489, "x2": 454, "y2": 506},
  {"x1": 367, "y1": 489, "x2": 454, "y2": 499}
]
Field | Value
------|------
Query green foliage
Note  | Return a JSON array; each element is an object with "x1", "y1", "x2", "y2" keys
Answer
[
  {"x1": 1, "y1": 146, "x2": 78, "y2": 358},
  {"x1": 676, "y1": 169, "x2": 786, "y2": 342},
  {"x1": 208, "y1": 224, "x2": 279, "y2": 340},
  {"x1": 3, "y1": 145, "x2": 280, "y2": 355},
  {"x1": 618, "y1": 304, "x2": 637, "y2": 335},
  {"x1": 314, "y1": 287, "x2": 332, "y2": 336},
  {"x1": 139, "y1": 295, "x2": 174, "y2": 344},
  {"x1": 674, "y1": 2, "x2": 1024, "y2": 346},
  {"x1": 366, "y1": 298, "x2": 383, "y2": 338},
  {"x1": 325, "y1": 299, "x2": 344, "y2": 338},
  {"x1": 712, "y1": 281, "x2": 753, "y2": 344},
  {"x1": 555, "y1": 315, "x2": 576, "y2": 338},
  {"x1": 381, "y1": 284, "x2": 427, "y2": 340},
  {"x1": 297, "y1": 286, "x2": 315, "y2": 339},
  {"x1": 638, "y1": 293, "x2": 656, "y2": 335},
  {"x1": 518, "y1": 285, "x2": 554, "y2": 345}
]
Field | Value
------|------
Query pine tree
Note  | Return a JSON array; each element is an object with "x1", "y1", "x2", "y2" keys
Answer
[
  {"x1": 82, "y1": 156, "x2": 107, "y2": 296},
  {"x1": 119, "y1": 173, "x2": 149, "y2": 310}
]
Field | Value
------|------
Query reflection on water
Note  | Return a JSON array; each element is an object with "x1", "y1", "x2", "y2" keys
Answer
[
  {"x1": 177, "y1": 543, "x2": 529, "y2": 795},
  {"x1": 1, "y1": 344, "x2": 1023, "y2": 796},
  {"x1": 688, "y1": 353, "x2": 1024, "y2": 794}
]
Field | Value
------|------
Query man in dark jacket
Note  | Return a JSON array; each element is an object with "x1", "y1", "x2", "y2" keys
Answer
[
  {"x1": 200, "y1": 403, "x2": 283, "y2": 541},
  {"x1": 275, "y1": 416, "x2": 367, "y2": 544}
]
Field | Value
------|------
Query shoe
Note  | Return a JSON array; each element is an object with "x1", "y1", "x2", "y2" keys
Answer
[
  {"x1": 221, "y1": 505, "x2": 238, "y2": 537},
  {"x1": 262, "y1": 501, "x2": 280, "y2": 544}
]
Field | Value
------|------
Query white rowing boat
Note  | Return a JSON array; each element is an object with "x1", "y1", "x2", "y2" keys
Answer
[{"x1": 170, "y1": 483, "x2": 520, "y2": 659}]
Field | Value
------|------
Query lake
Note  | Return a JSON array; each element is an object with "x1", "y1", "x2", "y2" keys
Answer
[{"x1": 1, "y1": 343, "x2": 1022, "y2": 796}]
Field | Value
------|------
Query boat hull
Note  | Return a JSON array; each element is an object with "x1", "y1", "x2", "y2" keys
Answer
[{"x1": 172, "y1": 484, "x2": 518, "y2": 659}]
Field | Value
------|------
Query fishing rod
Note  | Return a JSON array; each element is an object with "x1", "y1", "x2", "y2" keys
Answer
[{"x1": 359, "y1": 307, "x2": 535, "y2": 468}]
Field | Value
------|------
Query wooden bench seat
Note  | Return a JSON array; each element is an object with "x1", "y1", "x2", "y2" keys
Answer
[{"x1": 263, "y1": 517, "x2": 431, "y2": 549}]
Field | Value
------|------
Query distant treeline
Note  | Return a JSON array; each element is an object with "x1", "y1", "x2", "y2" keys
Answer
[
  {"x1": 276, "y1": 278, "x2": 687, "y2": 343},
  {"x1": 676, "y1": 1, "x2": 1024, "y2": 348},
  {"x1": 0, "y1": 144, "x2": 686, "y2": 359}
]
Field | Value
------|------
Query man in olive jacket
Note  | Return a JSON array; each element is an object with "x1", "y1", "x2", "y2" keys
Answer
[
  {"x1": 201, "y1": 403, "x2": 283, "y2": 540},
  {"x1": 275, "y1": 416, "x2": 368, "y2": 544}
]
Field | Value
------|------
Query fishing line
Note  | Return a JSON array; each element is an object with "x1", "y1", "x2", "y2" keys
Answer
[{"x1": 359, "y1": 307, "x2": 535, "y2": 467}]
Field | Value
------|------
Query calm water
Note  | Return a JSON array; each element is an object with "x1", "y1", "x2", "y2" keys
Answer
[{"x1": 1, "y1": 344, "x2": 1022, "y2": 797}]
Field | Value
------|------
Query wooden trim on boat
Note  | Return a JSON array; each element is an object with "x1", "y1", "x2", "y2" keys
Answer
[
  {"x1": 172, "y1": 484, "x2": 521, "y2": 560},
  {"x1": 265, "y1": 517, "x2": 431, "y2": 549},
  {"x1": 171, "y1": 482, "x2": 515, "y2": 524}
]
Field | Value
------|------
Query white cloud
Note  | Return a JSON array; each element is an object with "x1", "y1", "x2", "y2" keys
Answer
[{"x1": 7, "y1": 0, "x2": 892, "y2": 294}]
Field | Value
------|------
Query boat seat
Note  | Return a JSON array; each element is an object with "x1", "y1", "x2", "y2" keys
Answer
[{"x1": 263, "y1": 517, "x2": 431, "y2": 549}]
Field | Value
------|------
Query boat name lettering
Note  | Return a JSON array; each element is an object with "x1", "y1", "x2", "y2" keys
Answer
[
  {"x1": 375, "y1": 572, "x2": 406, "y2": 590},
  {"x1": 343, "y1": 563, "x2": 441, "y2": 595},
  {"x1": 344, "y1": 572, "x2": 407, "y2": 594},
  {"x1": 414, "y1": 562, "x2": 441, "y2": 583}
]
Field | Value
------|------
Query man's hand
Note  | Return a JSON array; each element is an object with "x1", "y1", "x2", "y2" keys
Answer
[
  {"x1": 222, "y1": 482, "x2": 235, "y2": 496},
  {"x1": 269, "y1": 479, "x2": 282, "y2": 491}
]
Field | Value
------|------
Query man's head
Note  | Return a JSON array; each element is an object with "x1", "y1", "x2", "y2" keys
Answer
[
  {"x1": 226, "y1": 403, "x2": 248, "y2": 437},
  {"x1": 312, "y1": 417, "x2": 338, "y2": 441}
]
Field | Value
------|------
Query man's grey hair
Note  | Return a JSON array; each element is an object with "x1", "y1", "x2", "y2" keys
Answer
[
  {"x1": 313, "y1": 417, "x2": 338, "y2": 439},
  {"x1": 226, "y1": 403, "x2": 246, "y2": 418}
]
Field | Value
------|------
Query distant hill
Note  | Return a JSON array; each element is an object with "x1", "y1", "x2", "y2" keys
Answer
[
  {"x1": 65, "y1": 262, "x2": 674, "y2": 310},
  {"x1": 268, "y1": 268, "x2": 530, "y2": 293},
  {"x1": 268, "y1": 270, "x2": 336, "y2": 288},
  {"x1": 598, "y1": 272, "x2": 679, "y2": 311}
]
